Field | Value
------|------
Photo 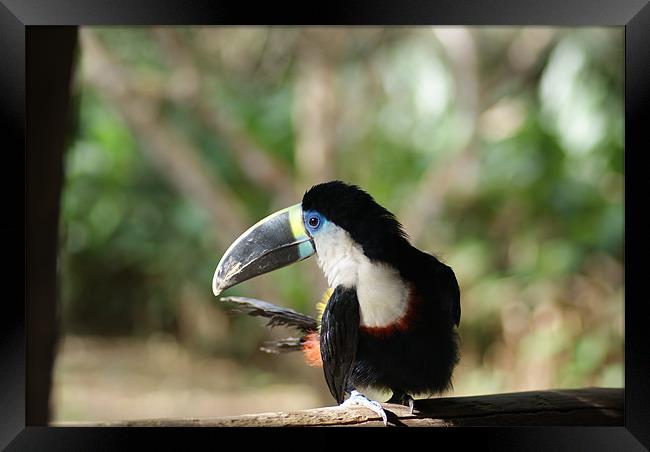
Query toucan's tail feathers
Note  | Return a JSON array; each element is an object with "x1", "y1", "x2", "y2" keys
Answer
[
  {"x1": 260, "y1": 337, "x2": 304, "y2": 354},
  {"x1": 220, "y1": 296, "x2": 318, "y2": 333}
]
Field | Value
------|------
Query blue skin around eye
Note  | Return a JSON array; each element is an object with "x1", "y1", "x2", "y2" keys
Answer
[
  {"x1": 303, "y1": 210, "x2": 327, "y2": 233},
  {"x1": 300, "y1": 210, "x2": 326, "y2": 258}
]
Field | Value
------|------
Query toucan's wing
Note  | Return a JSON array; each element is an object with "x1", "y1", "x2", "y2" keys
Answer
[
  {"x1": 221, "y1": 296, "x2": 318, "y2": 333},
  {"x1": 437, "y1": 262, "x2": 461, "y2": 327},
  {"x1": 419, "y1": 255, "x2": 461, "y2": 328},
  {"x1": 320, "y1": 286, "x2": 360, "y2": 404}
]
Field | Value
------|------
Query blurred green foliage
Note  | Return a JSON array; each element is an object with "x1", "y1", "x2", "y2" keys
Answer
[{"x1": 59, "y1": 27, "x2": 623, "y2": 397}]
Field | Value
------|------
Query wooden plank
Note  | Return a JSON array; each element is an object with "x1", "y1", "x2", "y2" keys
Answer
[{"x1": 53, "y1": 387, "x2": 622, "y2": 427}]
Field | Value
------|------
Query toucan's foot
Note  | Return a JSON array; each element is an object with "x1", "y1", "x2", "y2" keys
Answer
[
  {"x1": 387, "y1": 390, "x2": 415, "y2": 414},
  {"x1": 341, "y1": 390, "x2": 388, "y2": 426}
]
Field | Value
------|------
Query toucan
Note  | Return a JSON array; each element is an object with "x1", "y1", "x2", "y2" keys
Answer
[{"x1": 212, "y1": 181, "x2": 460, "y2": 424}]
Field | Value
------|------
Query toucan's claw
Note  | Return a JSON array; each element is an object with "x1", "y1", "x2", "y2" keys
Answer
[
  {"x1": 387, "y1": 391, "x2": 415, "y2": 414},
  {"x1": 341, "y1": 390, "x2": 388, "y2": 426}
]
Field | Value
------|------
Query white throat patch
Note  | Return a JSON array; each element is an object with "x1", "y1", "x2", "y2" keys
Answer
[{"x1": 313, "y1": 223, "x2": 408, "y2": 328}]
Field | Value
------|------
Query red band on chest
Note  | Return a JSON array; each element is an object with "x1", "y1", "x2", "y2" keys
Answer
[{"x1": 359, "y1": 284, "x2": 420, "y2": 338}]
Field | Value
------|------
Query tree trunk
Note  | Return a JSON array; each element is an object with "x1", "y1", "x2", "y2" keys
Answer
[{"x1": 26, "y1": 26, "x2": 78, "y2": 426}]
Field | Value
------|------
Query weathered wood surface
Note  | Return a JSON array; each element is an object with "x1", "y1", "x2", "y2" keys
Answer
[{"x1": 54, "y1": 387, "x2": 622, "y2": 427}]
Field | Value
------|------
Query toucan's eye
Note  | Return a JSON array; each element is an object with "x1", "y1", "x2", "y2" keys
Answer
[{"x1": 308, "y1": 216, "x2": 320, "y2": 228}]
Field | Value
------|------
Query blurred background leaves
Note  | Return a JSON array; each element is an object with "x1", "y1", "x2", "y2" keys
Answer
[{"x1": 54, "y1": 26, "x2": 623, "y2": 421}]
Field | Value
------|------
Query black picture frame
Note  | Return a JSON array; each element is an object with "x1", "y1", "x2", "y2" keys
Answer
[{"x1": 3, "y1": 0, "x2": 648, "y2": 449}]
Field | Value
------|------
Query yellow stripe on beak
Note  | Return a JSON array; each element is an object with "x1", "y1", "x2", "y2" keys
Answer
[{"x1": 289, "y1": 203, "x2": 307, "y2": 238}]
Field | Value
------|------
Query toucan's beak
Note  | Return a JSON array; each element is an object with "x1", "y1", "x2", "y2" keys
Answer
[{"x1": 212, "y1": 203, "x2": 315, "y2": 296}]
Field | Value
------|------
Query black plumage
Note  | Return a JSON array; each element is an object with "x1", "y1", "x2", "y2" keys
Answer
[
  {"x1": 304, "y1": 181, "x2": 461, "y2": 401},
  {"x1": 319, "y1": 286, "x2": 360, "y2": 404}
]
